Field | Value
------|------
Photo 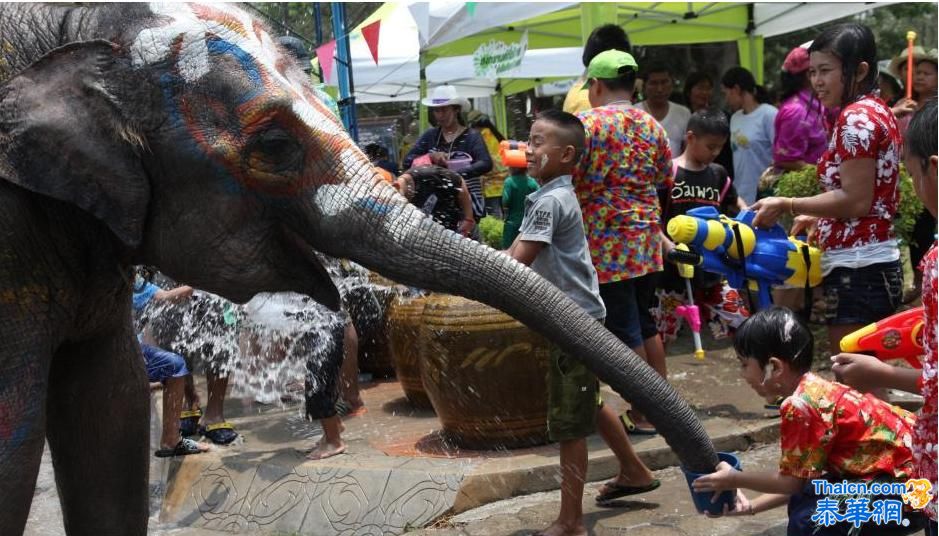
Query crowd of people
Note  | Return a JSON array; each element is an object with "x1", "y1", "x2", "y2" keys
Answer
[
  {"x1": 377, "y1": 21, "x2": 935, "y2": 536},
  {"x1": 136, "y1": 21, "x2": 937, "y2": 536}
]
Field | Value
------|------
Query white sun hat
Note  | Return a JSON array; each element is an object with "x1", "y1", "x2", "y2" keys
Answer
[{"x1": 421, "y1": 85, "x2": 471, "y2": 112}]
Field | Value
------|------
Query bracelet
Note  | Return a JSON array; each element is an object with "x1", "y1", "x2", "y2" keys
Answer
[
  {"x1": 788, "y1": 197, "x2": 796, "y2": 216},
  {"x1": 749, "y1": 504, "x2": 755, "y2": 516}
]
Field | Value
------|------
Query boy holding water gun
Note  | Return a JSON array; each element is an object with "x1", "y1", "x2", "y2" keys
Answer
[
  {"x1": 830, "y1": 98, "x2": 937, "y2": 526},
  {"x1": 654, "y1": 109, "x2": 750, "y2": 344}
]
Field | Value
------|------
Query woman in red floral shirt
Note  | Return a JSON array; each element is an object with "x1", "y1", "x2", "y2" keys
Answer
[
  {"x1": 752, "y1": 24, "x2": 903, "y2": 353},
  {"x1": 694, "y1": 308, "x2": 930, "y2": 535},
  {"x1": 830, "y1": 100, "x2": 938, "y2": 530}
]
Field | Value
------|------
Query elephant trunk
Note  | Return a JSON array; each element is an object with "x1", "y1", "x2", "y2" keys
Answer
[{"x1": 299, "y1": 169, "x2": 718, "y2": 473}]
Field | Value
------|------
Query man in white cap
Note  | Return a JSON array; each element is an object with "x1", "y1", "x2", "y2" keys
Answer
[{"x1": 402, "y1": 85, "x2": 493, "y2": 224}]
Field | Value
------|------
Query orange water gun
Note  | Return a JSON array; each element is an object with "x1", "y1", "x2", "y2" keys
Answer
[
  {"x1": 839, "y1": 307, "x2": 925, "y2": 368},
  {"x1": 499, "y1": 140, "x2": 528, "y2": 168}
]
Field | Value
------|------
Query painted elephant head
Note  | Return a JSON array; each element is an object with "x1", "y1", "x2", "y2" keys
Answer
[{"x1": 0, "y1": 3, "x2": 716, "y2": 534}]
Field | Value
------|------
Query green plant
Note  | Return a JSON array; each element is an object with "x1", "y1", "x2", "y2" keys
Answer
[
  {"x1": 478, "y1": 216, "x2": 504, "y2": 249},
  {"x1": 774, "y1": 164, "x2": 924, "y2": 245}
]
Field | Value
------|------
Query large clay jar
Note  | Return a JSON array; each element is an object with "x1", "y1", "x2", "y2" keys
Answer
[
  {"x1": 420, "y1": 294, "x2": 552, "y2": 449},
  {"x1": 386, "y1": 295, "x2": 434, "y2": 409},
  {"x1": 344, "y1": 282, "x2": 396, "y2": 378}
]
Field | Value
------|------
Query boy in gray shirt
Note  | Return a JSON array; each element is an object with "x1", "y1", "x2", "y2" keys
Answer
[{"x1": 507, "y1": 110, "x2": 658, "y2": 536}]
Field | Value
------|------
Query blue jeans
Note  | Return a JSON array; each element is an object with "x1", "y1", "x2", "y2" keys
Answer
[
  {"x1": 142, "y1": 344, "x2": 189, "y2": 383},
  {"x1": 599, "y1": 278, "x2": 645, "y2": 349},
  {"x1": 822, "y1": 260, "x2": 902, "y2": 325}
]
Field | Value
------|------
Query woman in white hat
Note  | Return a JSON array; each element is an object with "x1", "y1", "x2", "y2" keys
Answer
[{"x1": 402, "y1": 85, "x2": 492, "y2": 223}]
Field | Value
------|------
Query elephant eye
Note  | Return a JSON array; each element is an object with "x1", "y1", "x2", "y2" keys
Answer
[{"x1": 247, "y1": 128, "x2": 302, "y2": 173}]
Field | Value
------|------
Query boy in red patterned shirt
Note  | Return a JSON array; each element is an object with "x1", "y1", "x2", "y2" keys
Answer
[{"x1": 694, "y1": 307, "x2": 930, "y2": 534}]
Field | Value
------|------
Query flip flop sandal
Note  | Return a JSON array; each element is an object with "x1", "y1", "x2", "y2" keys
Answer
[
  {"x1": 619, "y1": 410, "x2": 658, "y2": 436},
  {"x1": 201, "y1": 422, "x2": 238, "y2": 445},
  {"x1": 179, "y1": 408, "x2": 202, "y2": 437},
  {"x1": 595, "y1": 479, "x2": 661, "y2": 505},
  {"x1": 155, "y1": 438, "x2": 206, "y2": 458},
  {"x1": 764, "y1": 396, "x2": 785, "y2": 411}
]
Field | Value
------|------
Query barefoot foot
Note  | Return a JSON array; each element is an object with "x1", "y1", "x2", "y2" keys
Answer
[
  {"x1": 305, "y1": 439, "x2": 346, "y2": 460},
  {"x1": 534, "y1": 520, "x2": 587, "y2": 536}
]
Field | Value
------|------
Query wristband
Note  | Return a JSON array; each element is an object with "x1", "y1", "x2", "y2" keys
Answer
[{"x1": 789, "y1": 197, "x2": 796, "y2": 216}]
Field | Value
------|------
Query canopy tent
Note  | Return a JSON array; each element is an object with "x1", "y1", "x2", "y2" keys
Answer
[
  {"x1": 406, "y1": 2, "x2": 887, "y2": 131},
  {"x1": 413, "y1": 2, "x2": 890, "y2": 78},
  {"x1": 333, "y1": 3, "x2": 887, "y2": 110}
]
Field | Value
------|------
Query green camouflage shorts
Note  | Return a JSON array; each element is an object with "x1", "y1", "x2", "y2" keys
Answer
[{"x1": 547, "y1": 345, "x2": 599, "y2": 442}]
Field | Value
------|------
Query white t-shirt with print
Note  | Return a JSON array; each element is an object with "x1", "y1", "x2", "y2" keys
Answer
[
  {"x1": 729, "y1": 103, "x2": 778, "y2": 204},
  {"x1": 638, "y1": 101, "x2": 692, "y2": 157}
]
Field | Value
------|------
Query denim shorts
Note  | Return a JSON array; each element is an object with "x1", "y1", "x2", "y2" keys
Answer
[
  {"x1": 634, "y1": 272, "x2": 661, "y2": 340},
  {"x1": 599, "y1": 277, "x2": 649, "y2": 350},
  {"x1": 822, "y1": 260, "x2": 903, "y2": 325},
  {"x1": 142, "y1": 344, "x2": 189, "y2": 383}
]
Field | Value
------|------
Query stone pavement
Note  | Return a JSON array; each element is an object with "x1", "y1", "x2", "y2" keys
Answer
[
  {"x1": 406, "y1": 444, "x2": 789, "y2": 536},
  {"x1": 26, "y1": 335, "x2": 787, "y2": 535}
]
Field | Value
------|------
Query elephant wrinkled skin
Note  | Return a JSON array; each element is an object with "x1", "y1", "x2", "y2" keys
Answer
[{"x1": 0, "y1": 3, "x2": 717, "y2": 534}]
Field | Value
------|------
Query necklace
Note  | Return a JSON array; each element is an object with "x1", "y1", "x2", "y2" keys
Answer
[
  {"x1": 442, "y1": 126, "x2": 464, "y2": 142},
  {"x1": 607, "y1": 99, "x2": 632, "y2": 107}
]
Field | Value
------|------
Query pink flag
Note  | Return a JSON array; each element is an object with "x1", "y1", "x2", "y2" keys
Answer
[
  {"x1": 316, "y1": 40, "x2": 337, "y2": 83},
  {"x1": 361, "y1": 20, "x2": 381, "y2": 65}
]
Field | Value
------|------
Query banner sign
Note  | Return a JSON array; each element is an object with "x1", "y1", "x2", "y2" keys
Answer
[{"x1": 472, "y1": 30, "x2": 528, "y2": 79}]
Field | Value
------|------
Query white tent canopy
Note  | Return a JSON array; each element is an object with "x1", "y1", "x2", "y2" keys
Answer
[
  {"x1": 406, "y1": 2, "x2": 890, "y2": 51},
  {"x1": 753, "y1": 3, "x2": 889, "y2": 38},
  {"x1": 345, "y1": 2, "x2": 889, "y2": 103}
]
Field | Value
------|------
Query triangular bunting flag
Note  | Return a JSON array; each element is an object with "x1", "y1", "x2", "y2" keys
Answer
[
  {"x1": 361, "y1": 20, "x2": 381, "y2": 65},
  {"x1": 316, "y1": 40, "x2": 337, "y2": 83}
]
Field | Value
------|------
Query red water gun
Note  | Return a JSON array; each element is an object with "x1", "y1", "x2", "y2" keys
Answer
[
  {"x1": 499, "y1": 140, "x2": 528, "y2": 168},
  {"x1": 839, "y1": 307, "x2": 925, "y2": 368}
]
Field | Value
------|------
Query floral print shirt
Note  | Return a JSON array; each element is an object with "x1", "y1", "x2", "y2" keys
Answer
[
  {"x1": 915, "y1": 243, "x2": 938, "y2": 520},
  {"x1": 574, "y1": 105, "x2": 671, "y2": 283},
  {"x1": 779, "y1": 373, "x2": 915, "y2": 481},
  {"x1": 816, "y1": 95, "x2": 901, "y2": 251}
]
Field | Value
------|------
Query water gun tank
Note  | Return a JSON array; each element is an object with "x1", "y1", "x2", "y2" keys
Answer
[
  {"x1": 499, "y1": 140, "x2": 528, "y2": 168},
  {"x1": 840, "y1": 307, "x2": 925, "y2": 368}
]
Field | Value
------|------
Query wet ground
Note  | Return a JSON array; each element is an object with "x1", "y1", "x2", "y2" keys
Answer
[
  {"x1": 24, "y1": 327, "x2": 917, "y2": 535},
  {"x1": 406, "y1": 444, "x2": 789, "y2": 536}
]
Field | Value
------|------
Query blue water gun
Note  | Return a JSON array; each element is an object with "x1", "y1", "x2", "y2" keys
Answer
[{"x1": 665, "y1": 207, "x2": 822, "y2": 310}]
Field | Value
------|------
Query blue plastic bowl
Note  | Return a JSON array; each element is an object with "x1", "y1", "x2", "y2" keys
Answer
[{"x1": 682, "y1": 452, "x2": 742, "y2": 515}]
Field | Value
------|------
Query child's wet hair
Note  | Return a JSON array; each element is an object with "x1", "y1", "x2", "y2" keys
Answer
[
  {"x1": 733, "y1": 307, "x2": 814, "y2": 373},
  {"x1": 687, "y1": 108, "x2": 729, "y2": 139},
  {"x1": 534, "y1": 110, "x2": 586, "y2": 161}
]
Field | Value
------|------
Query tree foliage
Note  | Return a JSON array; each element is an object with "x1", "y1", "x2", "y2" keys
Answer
[
  {"x1": 244, "y1": 2, "x2": 381, "y2": 48},
  {"x1": 764, "y1": 3, "x2": 938, "y2": 96}
]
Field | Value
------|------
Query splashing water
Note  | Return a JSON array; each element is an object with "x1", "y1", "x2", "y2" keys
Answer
[{"x1": 137, "y1": 258, "x2": 403, "y2": 407}]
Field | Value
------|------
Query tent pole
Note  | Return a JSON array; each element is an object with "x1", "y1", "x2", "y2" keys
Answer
[
  {"x1": 312, "y1": 3, "x2": 324, "y2": 83},
  {"x1": 331, "y1": 2, "x2": 358, "y2": 140},
  {"x1": 494, "y1": 83, "x2": 508, "y2": 139},
  {"x1": 419, "y1": 55, "x2": 429, "y2": 132},
  {"x1": 580, "y1": 3, "x2": 618, "y2": 44}
]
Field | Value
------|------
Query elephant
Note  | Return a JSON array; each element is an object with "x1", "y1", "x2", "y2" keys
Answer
[{"x1": 0, "y1": 3, "x2": 717, "y2": 534}]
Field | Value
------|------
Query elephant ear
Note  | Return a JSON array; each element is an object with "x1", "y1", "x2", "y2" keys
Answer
[{"x1": 0, "y1": 40, "x2": 150, "y2": 248}]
